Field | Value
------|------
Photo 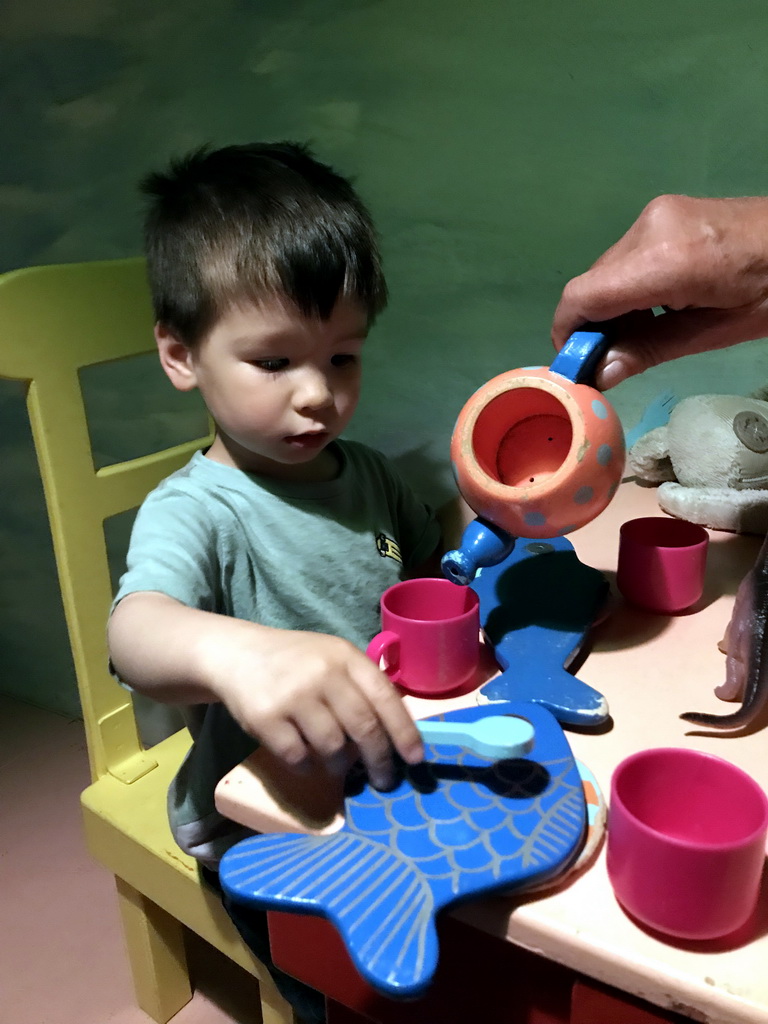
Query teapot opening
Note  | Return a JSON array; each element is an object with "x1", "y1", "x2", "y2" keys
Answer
[{"x1": 472, "y1": 388, "x2": 572, "y2": 489}]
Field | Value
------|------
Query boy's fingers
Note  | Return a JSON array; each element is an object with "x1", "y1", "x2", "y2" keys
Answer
[
  {"x1": 293, "y1": 703, "x2": 348, "y2": 759},
  {"x1": 260, "y1": 719, "x2": 309, "y2": 768},
  {"x1": 358, "y1": 667, "x2": 424, "y2": 765},
  {"x1": 331, "y1": 684, "x2": 399, "y2": 790},
  {"x1": 328, "y1": 668, "x2": 423, "y2": 789}
]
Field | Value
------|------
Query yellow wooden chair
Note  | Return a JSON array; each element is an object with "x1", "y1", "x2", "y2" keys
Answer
[{"x1": 0, "y1": 258, "x2": 296, "y2": 1024}]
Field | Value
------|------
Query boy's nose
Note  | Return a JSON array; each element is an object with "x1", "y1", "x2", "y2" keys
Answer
[{"x1": 296, "y1": 368, "x2": 334, "y2": 411}]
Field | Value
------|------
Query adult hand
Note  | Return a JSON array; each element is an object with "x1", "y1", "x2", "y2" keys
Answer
[
  {"x1": 716, "y1": 532, "x2": 768, "y2": 708},
  {"x1": 552, "y1": 194, "x2": 768, "y2": 389}
]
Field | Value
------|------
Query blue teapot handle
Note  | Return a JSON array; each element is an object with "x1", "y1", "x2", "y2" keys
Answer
[{"x1": 548, "y1": 329, "x2": 611, "y2": 385}]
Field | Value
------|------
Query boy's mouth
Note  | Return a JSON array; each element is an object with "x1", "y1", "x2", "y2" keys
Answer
[{"x1": 285, "y1": 431, "x2": 330, "y2": 449}]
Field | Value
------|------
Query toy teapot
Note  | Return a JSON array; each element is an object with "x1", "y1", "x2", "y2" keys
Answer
[{"x1": 443, "y1": 330, "x2": 625, "y2": 584}]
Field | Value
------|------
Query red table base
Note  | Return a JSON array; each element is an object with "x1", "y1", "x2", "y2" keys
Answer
[
  {"x1": 269, "y1": 912, "x2": 694, "y2": 1023},
  {"x1": 268, "y1": 910, "x2": 573, "y2": 1024}
]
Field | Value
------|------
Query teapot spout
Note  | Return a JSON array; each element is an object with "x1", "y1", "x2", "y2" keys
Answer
[{"x1": 441, "y1": 517, "x2": 516, "y2": 586}]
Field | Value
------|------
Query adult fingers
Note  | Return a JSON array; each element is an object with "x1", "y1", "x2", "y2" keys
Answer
[
  {"x1": 717, "y1": 624, "x2": 749, "y2": 702},
  {"x1": 551, "y1": 252, "x2": 663, "y2": 347},
  {"x1": 591, "y1": 301, "x2": 768, "y2": 390}
]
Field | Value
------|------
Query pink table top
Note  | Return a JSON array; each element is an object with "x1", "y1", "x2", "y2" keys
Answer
[{"x1": 454, "y1": 479, "x2": 768, "y2": 1024}]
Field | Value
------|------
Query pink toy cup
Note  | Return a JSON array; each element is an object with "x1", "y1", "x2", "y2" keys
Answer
[
  {"x1": 616, "y1": 516, "x2": 709, "y2": 614},
  {"x1": 366, "y1": 578, "x2": 481, "y2": 698},
  {"x1": 607, "y1": 748, "x2": 768, "y2": 941}
]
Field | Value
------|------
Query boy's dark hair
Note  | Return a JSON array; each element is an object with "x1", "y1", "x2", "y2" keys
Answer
[{"x1": 140, "y1": 141, "x2": 388, "y2": 344}]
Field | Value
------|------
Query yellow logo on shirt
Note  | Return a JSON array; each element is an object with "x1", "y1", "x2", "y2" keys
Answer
[{"x1": 376, "y1": 533, "x2": 402, "y2": 564}]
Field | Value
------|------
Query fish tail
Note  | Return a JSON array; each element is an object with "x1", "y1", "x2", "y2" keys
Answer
[
  {"x1": 482, "y1": 665, "x2": 609, "y2": 726},
  {"x1": 220, "y1": 831, "x2": 439, "y2": 998}
]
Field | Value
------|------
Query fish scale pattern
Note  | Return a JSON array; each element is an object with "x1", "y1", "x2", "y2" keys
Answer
[{"x1": 220, "y1": 701, "x2": 585, "y2": 998}]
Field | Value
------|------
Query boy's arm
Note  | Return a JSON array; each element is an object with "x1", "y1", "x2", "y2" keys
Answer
[{"x1": 109, "y1": 591, "x2": 423, "y2": 789}]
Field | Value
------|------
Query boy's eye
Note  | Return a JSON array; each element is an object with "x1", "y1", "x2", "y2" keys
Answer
[
  {"x1": 331, "y1": 353, "x2": 358, "y2": 368},
  {"x1": 254, "y1": 358, "x2": 289, "y2": 372}
]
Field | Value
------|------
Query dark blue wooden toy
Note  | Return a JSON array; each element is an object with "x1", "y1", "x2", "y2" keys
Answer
[
  {"x1": 472, "y1": 535, "x2": 609, "y2": 726},
  {"x1": 219, "y1": 701, "x2": 585, "y2": 999}
]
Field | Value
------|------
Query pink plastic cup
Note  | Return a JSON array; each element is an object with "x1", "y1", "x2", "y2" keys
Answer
[
  {"x1": 607, "y1": 748, "x2": 768, "y2": 940},
  {"x1": 366, "y1": 578, "x2": 481, "y2": 698},
  {"x1": 617, "y1": 516, "x2": 709, "y2": 614}
]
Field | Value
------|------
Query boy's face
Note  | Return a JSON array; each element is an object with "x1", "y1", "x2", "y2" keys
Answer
[{"x1": 158, "y1": 297, "x2": 367, "y2": 479}]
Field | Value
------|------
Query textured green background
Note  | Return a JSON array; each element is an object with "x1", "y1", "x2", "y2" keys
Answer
[{"x1": 3, "y1": 0, "x2": 768, "y2": 715}]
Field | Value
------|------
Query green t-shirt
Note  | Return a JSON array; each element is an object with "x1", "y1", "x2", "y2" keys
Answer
[{"x1": 114, "y1": 440, "x2": 440, "y2": 865}]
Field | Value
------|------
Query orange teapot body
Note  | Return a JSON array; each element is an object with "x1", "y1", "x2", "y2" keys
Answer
[
  {"x1": 443, "y1": 331, "x2": 625, "y2": 585},
  {"x1": 451, "y1": 361, "x2": 624, "y2": 539}
]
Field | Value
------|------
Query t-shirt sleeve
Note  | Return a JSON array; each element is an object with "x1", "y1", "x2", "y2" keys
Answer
[
  {"x1": 112, "y1": 486, "x2": 220, "y2": 613},
  {"x1": 378, "y1": 456, "x2": 441, "y2": 570}
]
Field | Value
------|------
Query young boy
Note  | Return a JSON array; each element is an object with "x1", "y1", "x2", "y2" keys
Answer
[{"x1": 108, "y1": 141, "x2": 442, "y2": 1019}]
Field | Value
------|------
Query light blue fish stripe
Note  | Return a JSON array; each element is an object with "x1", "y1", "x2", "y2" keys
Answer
[
  {"x1": 354, "y1": 875, "x2": 434, "y2": 981},
  {"x1": 333, "y1": 846, "x2": 410, "y2": 918},
  {"x1": 219, "y1": 835, "x2": 333, "y2": 884},
  {"x1": 222, "y1": 833, "x2": 327, "y2": 872},
  {"x1": 348, "y1": 852, "x2": 426, "y2": 936},
  {"x1": 356, "y1": 875, "x2": 422, "y2": 957},
  {"x1": 319, "y1": 845, "x2": 390, "y2": 905},
  {"x1": 519, "y1": 790, "x2": 582, "y2": 867},
  {"x1": 227, "y1": 835, "x2": 342, "y2": 886},
  {"x1": 275, "y1": 836, "x2": 370, "y2": 898},
  {"x1": 392, "y1": 896, "x2": 431, "y2": 973},
  {"x1": 372, "y1": 893, "x2": 431, "y2": 978}
]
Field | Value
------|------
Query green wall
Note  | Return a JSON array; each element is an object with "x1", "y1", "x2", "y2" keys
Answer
[{"x1": 4, "y1": 0, "x2": 768, "y2": 716}]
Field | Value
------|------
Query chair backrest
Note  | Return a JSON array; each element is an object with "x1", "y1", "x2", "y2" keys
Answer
[{"x1": 0, "y1": 258, "x2": 211, "y2": 784}]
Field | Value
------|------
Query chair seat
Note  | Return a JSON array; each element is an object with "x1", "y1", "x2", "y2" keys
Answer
[{"x1": 81, "y1": 728, "x2": 264, "y2": 979}]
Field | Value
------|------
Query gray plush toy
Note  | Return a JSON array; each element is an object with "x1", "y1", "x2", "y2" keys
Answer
[{"x1": 628, "y1": 391, "x2": 768, "y2": 535}]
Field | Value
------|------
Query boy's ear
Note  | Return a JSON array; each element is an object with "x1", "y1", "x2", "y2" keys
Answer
[{"x1": 155, "y1": 323, "x2": 198, "y2": 392}]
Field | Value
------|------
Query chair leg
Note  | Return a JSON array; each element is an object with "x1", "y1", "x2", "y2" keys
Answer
[
  {"x1": 115, "y1": 875, "x2": 193, "y2": 1023},
  {"x1": 257, "y1": 968, "x2": 302, "y2": 1024}
]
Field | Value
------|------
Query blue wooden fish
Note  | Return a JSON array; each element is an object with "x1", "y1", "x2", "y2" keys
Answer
[
  {"x1": 473, "y1": 536, "x2": 610, "y2": 725},
  {"x1": 219, "y1": 702, "x2": 585, "y2": 999}
]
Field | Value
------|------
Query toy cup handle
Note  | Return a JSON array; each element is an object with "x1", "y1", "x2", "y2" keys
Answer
[
  {"x1": 549, "y1": 328, "x2": 611, "y2": 385},
  {"x1": 366, "y1": 630, "x2": 400, "y2": 680}
]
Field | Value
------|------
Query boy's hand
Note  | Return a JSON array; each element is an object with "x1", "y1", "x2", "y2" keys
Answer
[
  {"x1": 109, "y1": 593, "x2": 424, "y2": 789},
  {"x1": 204, "y1": 624, "x2": 424, "y2": 790}
]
